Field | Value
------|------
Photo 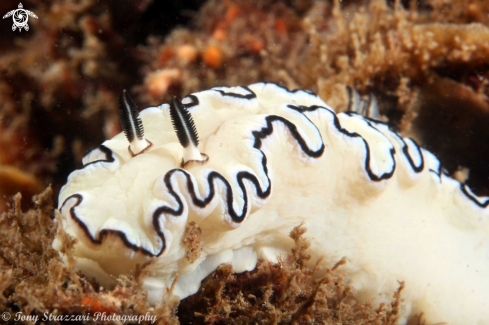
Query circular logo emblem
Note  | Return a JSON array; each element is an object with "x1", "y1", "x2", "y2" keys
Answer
[{"x1": 2, "y1": 3, "x2": 38, "y2": 32}]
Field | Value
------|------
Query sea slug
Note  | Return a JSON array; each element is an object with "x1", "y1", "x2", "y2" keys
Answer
[{"x1": 55, "y1": 83, "x2": 489, "y2": 324}]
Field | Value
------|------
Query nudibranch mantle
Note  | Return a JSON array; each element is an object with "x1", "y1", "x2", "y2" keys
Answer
[{"x1": 56, "y1": 83, "x2": 489, "y2": 325}]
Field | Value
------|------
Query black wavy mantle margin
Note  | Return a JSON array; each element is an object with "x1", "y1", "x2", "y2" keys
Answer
[{"x1": 62, "y1": 87, "x2": 488, "y2": 258}]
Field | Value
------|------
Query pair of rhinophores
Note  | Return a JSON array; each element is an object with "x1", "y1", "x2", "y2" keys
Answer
[{"x1": 55, "y1": 83, "x2": 489, "y2": 324}]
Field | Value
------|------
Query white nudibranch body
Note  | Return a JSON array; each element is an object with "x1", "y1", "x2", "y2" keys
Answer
[{"x1": 55, "y1": 83, "x2": 489, "y2": 325}]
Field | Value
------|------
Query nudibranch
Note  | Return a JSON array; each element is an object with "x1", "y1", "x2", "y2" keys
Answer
[{"x1": 55, "y1": 83, "x2": 489, "y2": 324}]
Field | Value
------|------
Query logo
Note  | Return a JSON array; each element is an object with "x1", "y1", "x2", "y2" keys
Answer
[{"x1": 3, "y1": 3, "x2": 38, "y2": 32}]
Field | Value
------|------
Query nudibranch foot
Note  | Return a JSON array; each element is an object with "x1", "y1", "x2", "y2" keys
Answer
[{"x1": 57, "y1": 82, "x2": 489, "y2": 325}]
